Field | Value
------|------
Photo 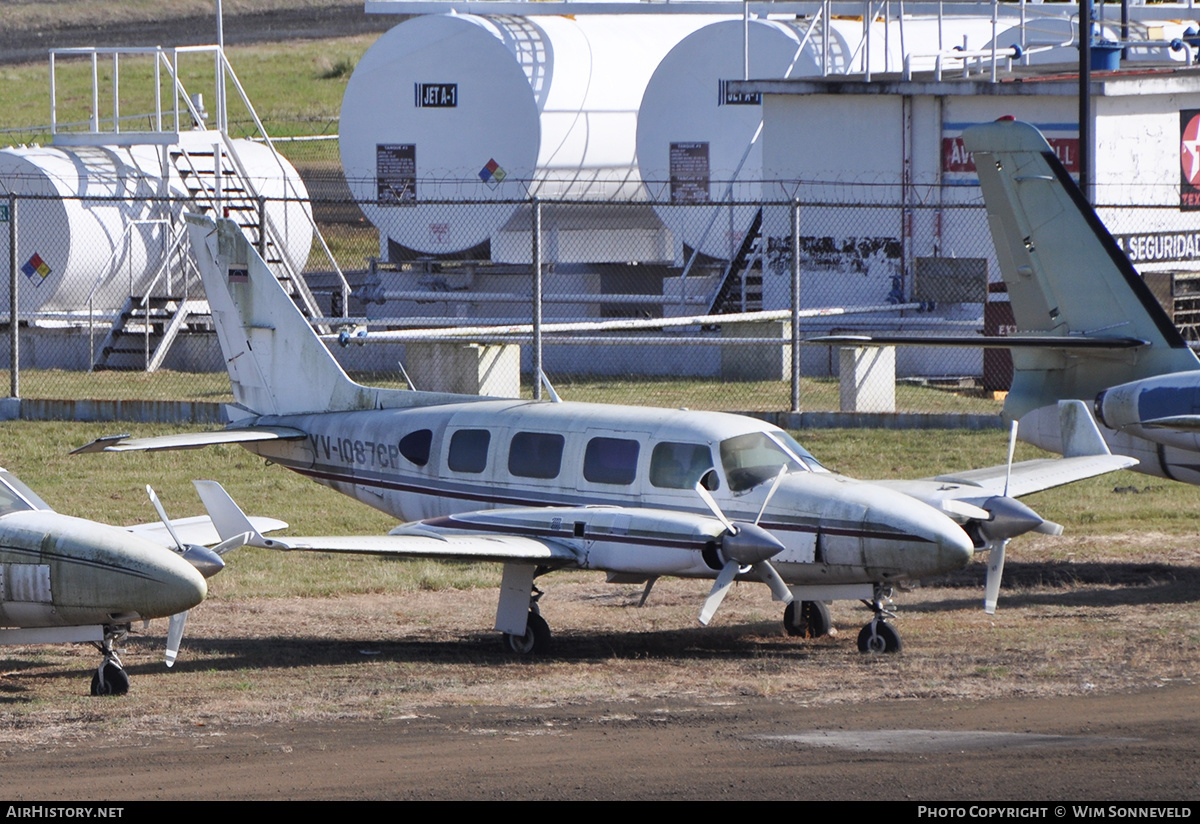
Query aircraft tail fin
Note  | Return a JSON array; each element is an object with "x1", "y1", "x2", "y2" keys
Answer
[
  {"x1": 963, "y1": 120, "x2": 1200, "y2": 419},
  {"x1": 1058, "y1": 399, "x2": 1112, "y2": 458},
  {"x1": 193, "y1": 480, "x2": 283, "y2": 550},
  {"x1": 185, "y1": 214, "x2": 473, "y2": 418}
]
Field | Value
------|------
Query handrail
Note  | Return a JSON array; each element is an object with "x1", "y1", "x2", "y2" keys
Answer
[{"x1": 217, "y1": 53, "x2": 350, "y2": 314}]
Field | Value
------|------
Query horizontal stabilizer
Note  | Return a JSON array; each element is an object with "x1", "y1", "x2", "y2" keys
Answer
[
  {"x1": 71, "y1": 427, "x2": 306, "y2": 454},
  {"x1": 127, "y1": 514, "x2": 288, "y2": 548}
]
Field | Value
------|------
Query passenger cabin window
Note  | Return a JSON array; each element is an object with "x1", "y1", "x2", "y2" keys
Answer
[
  {"x1": 398, "y1": 429, "x2": 432, "y2": 467},
  {"x1": 719, "y1": 431, "x2": 805, "y2": 492},
  {"x1": 448, "y1": 429, "x2": 490, "y2": 473},
  {"x1": 650, "y1": 442, "x2": 716, "y2": 490},
  {"x1": 508, "y1": 432, "x2": 565, "y2": 479},
  {"x1": 583, "y1": 437, "x2": 639, "y2": 485}
]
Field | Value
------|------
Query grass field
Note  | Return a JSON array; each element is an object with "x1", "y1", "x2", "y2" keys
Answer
[{"x1": 4, "y1": 367, "x2": 1006, "y2": 415}]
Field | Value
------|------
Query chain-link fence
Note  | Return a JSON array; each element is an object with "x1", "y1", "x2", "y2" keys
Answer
[{"x1": 4, "y1": 149, "x2": 1194, "y2": 419}]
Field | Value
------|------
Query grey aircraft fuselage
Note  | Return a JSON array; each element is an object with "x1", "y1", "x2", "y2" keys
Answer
[
  {"x1": 0, "y1": 470, "x2": 206, "y2": 635},
  {"x1": 245, "y1": 400, "x2": 975, "y2": 592}
]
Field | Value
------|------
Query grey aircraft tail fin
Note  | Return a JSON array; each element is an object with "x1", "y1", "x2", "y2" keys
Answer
[
  {"x1": 963, "y1": 119, "x2": 1200, "y2": 419},
  {"x1": 185, "y1": 215, "x2": 466, "y2": 418}
]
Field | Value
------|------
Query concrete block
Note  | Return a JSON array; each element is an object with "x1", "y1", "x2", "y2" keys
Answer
[
  {"x1": 839, "y1": 346, "x2": 896, "y2": 413},
  {"x1": 406, "y1": 342, "x2": 521, "y2": 397}
]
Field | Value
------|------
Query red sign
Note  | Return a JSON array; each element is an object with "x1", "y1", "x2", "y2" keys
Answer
[
  {"x1": 942, "y1": 136, "x2": 1080, "y2": 173},
  {"x1": 1180, "y1": 110, "x2": 1200, "y2": 210}
]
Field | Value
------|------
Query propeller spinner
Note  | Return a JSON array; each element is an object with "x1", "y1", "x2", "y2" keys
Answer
[{"x1": 694, "y1": 468, "x2": 792, "y2": 625}]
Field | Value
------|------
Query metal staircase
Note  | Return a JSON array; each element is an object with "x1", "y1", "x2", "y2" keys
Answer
[
  {"x1": 170, "y1": 141, "x2": 324, "y2": 322},
  {"x1": 49, "y1": 43, "x2": 349, "y2": 372},
  {"x1": 706, "y1": 208, "x2": 764, "y2": 314},
  {"x1": 93, "y1": 296, "x2": 211, "y2": 372}
]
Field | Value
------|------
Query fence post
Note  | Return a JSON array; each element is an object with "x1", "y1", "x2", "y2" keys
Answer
[
  {"x1": 790, "y1": 199, "x2": 801, "y2": 413},
  {"x1": 532, "y1": 197, "x2": 543, "y2": 401},
  {"x1": 8, "y1": 194, "x2": 17, "y2": 399}
]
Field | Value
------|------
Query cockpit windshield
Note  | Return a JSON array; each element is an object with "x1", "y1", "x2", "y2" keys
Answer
[
  {"x1": 770, "y1": 431, "x2": 827, "y2": 473},
  {"x1": 718, "y1": 431, "x2": 825, "y2": 492},
  {"x1": 0, "y1": 470, "x2": 51, "y2": 516}
]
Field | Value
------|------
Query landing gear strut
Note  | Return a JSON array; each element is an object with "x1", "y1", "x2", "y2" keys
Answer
[
  {"x1": 501, "y1": 584, "x2": 552, "y2": 655},
  {"x1": 90, "y1": 626, "x2": 130, "y2": 696},
  {"x1": 857, "y1": 587, "x2": 902, "y2": 654},
  {"x1": 783, "y1": 600, "x2": 831, "y2": 638}
]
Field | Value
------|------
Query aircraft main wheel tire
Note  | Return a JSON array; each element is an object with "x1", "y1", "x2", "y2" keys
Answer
[
  {"x1": 502, "y1": 612, "x2": 551, "y2": 656},
  {"x1": 90, "y1": 662, "x2": 130, "y2": 696},
  {"x1": 857, "y1": 620, "x2": 902, "y2": 654},
  {"x1": 783, "y1": 600, "x2": 831, "y2": 638}
]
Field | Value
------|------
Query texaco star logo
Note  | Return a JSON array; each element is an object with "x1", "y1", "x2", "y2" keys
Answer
[{"x1": 1182, "y1": 113, "x2": 1200, "y2": 187}]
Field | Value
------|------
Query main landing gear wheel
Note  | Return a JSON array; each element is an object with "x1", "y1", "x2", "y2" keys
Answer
[
  {"x1": 90, "y1": 626, "x2": 130, "y2": 696},
  {"x1": 502, "y1": 611, "x2": 552, "y2": 656},
  {"x1": 90, "y1": 661, "x2": 129, "y2": 696},
  {"x1": 783, "y1": 600, "x2": 831, "y2": 638},
  {"x1": 857, "y1": 620, "x2": 902, "y2": 654}
]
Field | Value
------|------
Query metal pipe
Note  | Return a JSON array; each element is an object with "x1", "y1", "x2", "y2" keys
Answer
[
  {"x1": 791, "y1": 201, "x2": 801, "y2": 414},
  {"x1": 1080, "y1": 0, "x2": 1093, "y2": 204},
  {"x1": 49, "y1": 53, "x2": 57, "y2": 135},
  {"x1": 532, "y1": 197, "x2": 543, "y2": 401},
  {"x1": 90, "y1": 52, "x2": 99, "y2": 133},
  {"x1": 8, "y1": 195, "x2": 17, "y2": 398}
]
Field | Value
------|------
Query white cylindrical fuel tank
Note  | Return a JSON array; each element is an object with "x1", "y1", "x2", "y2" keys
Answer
[
  {"x1": 0, "y1": 139, "x2": 312, "y2": 314},
  {"x1": 637, "y1": 16, "x2": 1017, "y2": 259},
  {"x1": 339, "y1": 13, "x2": 722, "y2": 257}
]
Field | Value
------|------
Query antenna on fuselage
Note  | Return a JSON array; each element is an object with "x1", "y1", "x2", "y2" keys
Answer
[
  {"x1": 396, "y1": 360, "x2": 417, "y2": 392},
  {"x1": 539, "y1": 370, "x2": 563, "y2": 403}
]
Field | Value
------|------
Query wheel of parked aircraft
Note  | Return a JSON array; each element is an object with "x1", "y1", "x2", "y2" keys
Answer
[
  {"x1": 783, "y1": 600, "x2": 831, "y2": 638},
  {"x1": 502, "y1": 612, "x2": 552, "y2": 655},
  {"x1": 857, "y1": 620, "x2": 902, "y2": 654},
  {"x1": 90, "y1": 662, "x2": 130, "y2": 696}
]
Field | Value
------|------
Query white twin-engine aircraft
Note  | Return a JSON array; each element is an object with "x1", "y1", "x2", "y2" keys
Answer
[
  {"x1": 75, "y1": 213, "x2": 1133, "y2": 655},
  {"x1": 0, "y1": 471, "x2": 284, "y2": 694}
]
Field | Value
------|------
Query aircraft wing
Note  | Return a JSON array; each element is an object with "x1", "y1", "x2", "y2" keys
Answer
[
  {"x1": 258, "y1": 530, "x2": 581, "y2": 566},
  {"x1": 127, "y1": 515, "x2": 289, "y2": 548},
  {"x1": 808, "y1": 333, "x2": 1147, "y2": 350},
  {"x1": 877, "y1": 399, "x2": 1136, "y2": 508},
  {"x1": 70, "y1": 426, "x2": 306, "y2": 454},
  {"x1": 884, "y1": 454, "x2": 1136, "y2": 501}
]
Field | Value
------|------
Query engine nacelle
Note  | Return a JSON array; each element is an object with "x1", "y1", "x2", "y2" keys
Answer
[{"x1": 1094, "y1": 371, "x2": 1200, "y2": 450}]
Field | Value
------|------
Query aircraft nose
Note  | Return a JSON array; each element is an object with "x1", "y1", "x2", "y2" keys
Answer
[
  {"x1": 929, "y1": 516, "x2": 975, "y2": 572},
  {"x1": 143, "y1": 550, "x2": 208, "y2": 617}
]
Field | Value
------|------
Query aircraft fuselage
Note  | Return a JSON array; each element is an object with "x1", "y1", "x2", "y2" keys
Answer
[
  {"x1": 0, "y1": 511, "x2": 207, "y2": 629},
  {"x1": 241, "y1": 398, "x2": 975, "y2": 590}
]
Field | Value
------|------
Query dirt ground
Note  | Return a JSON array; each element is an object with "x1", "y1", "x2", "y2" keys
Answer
[
  {"x1": 2, "y1": 687, "x2": 1197, "y2": 801},
  {"x1": 2, "y1": 559, "x2": 1198, "y2": 800}
]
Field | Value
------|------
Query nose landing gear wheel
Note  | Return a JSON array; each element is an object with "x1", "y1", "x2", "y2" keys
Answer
[
  {"x1": 857, "y1": 620, "x2": 902, "y2": 654},
  {"x1": 90, "y1": 661, "x2": 130, "y2": 696},
  {"x1": 783, "y1": 600, "x2": 831, "y2": 638},
  {"x1": 502, "y1": 611, "x2": 551, "y2": 655}
]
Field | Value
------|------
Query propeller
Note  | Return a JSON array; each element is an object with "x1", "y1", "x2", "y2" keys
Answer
[
  {"x1": 146, "y1": 485, "x2": 250, "y2": 667},
  {"x1": 694, "y1": 467, "x2": 792, "y2": 625},
  {"x1": 980, "y1": 422, "x2": 1064, "y2": 614}
]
